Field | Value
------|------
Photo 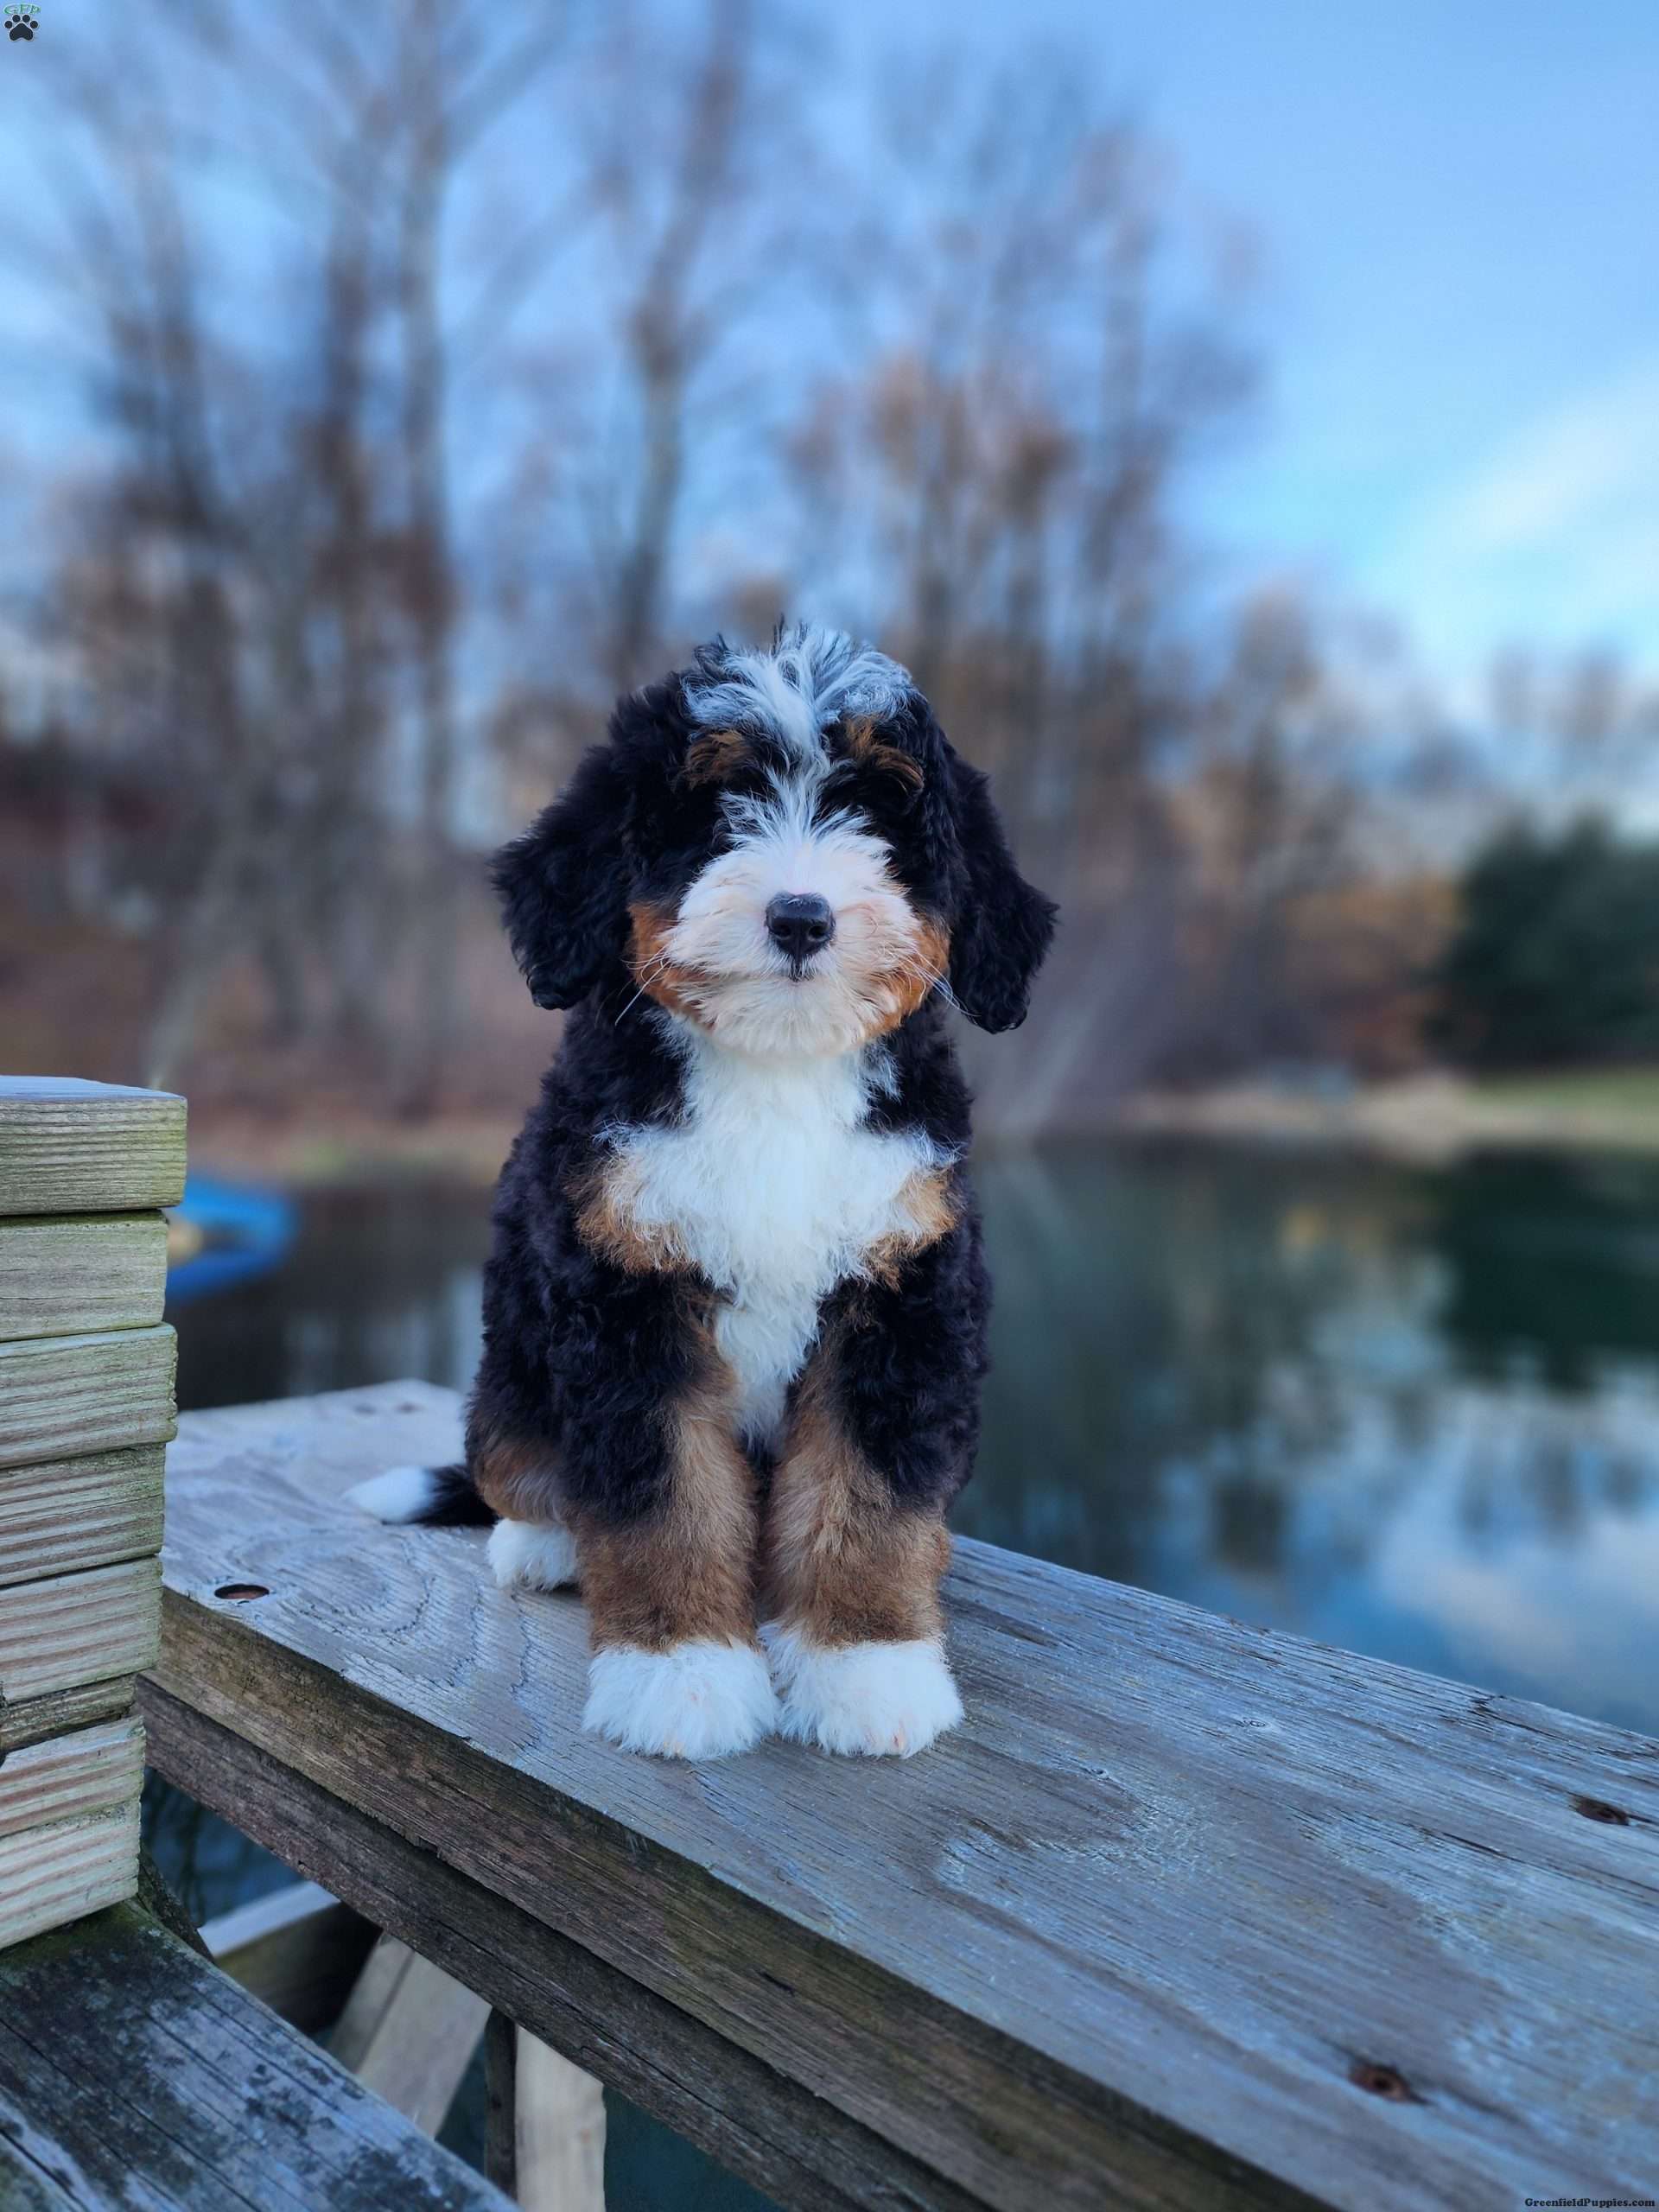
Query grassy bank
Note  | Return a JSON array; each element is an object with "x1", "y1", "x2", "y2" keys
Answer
[{"x1": 1118, "y1": 1067, "x2": 1659, "y2": 1161}]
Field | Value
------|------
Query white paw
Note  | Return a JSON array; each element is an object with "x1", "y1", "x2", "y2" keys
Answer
[
  {"x1": 583, "y1": 1641, "x2": 778, "y2": 1759},
  {"x1": 764, "y1": 1628, "x2": 963, "y2": 1757},
  {"x1": 487, "y1": 1517, "x2": 579, "y2": 1592}
]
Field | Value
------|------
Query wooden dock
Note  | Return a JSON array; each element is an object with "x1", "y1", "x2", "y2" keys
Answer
[{"x1": 5, "y1": 1072, "x2": 1658, "y2": 2210}]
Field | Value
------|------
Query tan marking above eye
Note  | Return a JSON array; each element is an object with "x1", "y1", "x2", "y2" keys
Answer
[
  {"x1": 842, "y1": 715, "x2": 925, "y2": 791},
  {"x1": 682, "y1": 729, "x2": 751, "y2": 787}
]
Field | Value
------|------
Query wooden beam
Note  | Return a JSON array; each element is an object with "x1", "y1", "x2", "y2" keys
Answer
[
  {"x1": 0, "y1": 1215, "x2": 168, "y2": 1344},
  {"x1": 0, "y1": 1325, "x2": 176, "y2": 1469},
  {"x1": 483, "y1": 2011, "x2": 518, "y2": 2196},
  {"x1": 334, "y1": 1935, "x2": 491, "y2": 2136},
  {"x1": 0, "y1": 1557, "x2": 161, "y2": 1705},
  {"x1": 147, "y1": 1379, "x2": 1659, "y2": 2212},
  {"x1": 0, "y1": 1446, "x2": 166, "y2": 1588},
  {"x1": 0, "y1": 1077, "x2": 187, "y2": 1217},
  {"x1": 200, "y1": 1878, "x2": 378, "y2": 2034},
  {"x1": 0, "y1": 1719, "x2": 143, "y2": 1840},
  {"x1": 142, "y1": 1681, "x2": 978, "y2": 2212},
  {"x1": 0, "y1": 1073, "x2": 172, "y2": 1961},
  {"x1": 0, "y1": 1678, "x2": 135, "y2": 1760},
  {"x1": 516, "y1": 2029, "x2": 606, "y2": 2212},
  {"x1": 0, "y1": 1805, "x2": 138, "y2": 1950},
  {"x1": 0, "y1": 1904, "x2": 512, "y2": 2209}
]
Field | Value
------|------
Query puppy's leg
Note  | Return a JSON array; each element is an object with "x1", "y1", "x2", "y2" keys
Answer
[
  {"x1": 763, "y1": 1236, "x2": 980, "y2": 1757},
  {"x1": 566, "y1": 1303, "x2": 772, "y2": 1760},
  {"x1": 464, "y1": 1219, "x2": 580, "y2": 1594},
  {"x1": 469, "y1": 1206, "x2": 771, "y2": 1756}
]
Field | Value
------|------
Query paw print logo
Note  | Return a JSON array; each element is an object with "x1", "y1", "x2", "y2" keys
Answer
[{"x1": 5, "y1": 4, "x2": 39, "y2": 38}]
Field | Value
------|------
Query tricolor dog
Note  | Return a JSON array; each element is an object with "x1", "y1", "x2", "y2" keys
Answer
[{"x1": 351, "y1": 625, "x2": 1056, "y2": 1759}]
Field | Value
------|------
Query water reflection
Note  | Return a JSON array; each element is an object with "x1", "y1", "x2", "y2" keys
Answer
[{"x1": 171, "y1": 1142, "x2": 1659, "y2": 1734}]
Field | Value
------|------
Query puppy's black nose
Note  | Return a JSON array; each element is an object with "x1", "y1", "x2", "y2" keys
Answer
[{"x1": 766, "y1": 893, "x2": 836, "y2": 963}]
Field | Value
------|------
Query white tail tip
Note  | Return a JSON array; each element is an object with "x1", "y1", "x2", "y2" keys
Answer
[{"x1": 345, "y1": 1465, "x2": 442, "y2": 1524}]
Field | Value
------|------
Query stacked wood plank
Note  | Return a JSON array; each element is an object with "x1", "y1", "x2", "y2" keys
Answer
[{"x1": 0, "y1": 1077, "x2": 182, "y2": 1948}]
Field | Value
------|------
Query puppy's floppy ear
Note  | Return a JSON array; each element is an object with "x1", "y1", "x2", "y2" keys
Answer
[
  {"x1": 492, "y1": 743, "x2": 632, "y2": 1010},
  {"x1": 937, "y1": 741, "x2": 1058, "y2": 1033}
]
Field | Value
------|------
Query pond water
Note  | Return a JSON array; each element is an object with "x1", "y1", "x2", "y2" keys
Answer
[{"x1": 150, "y1": 1137, "x2": 1659, "y2": 2202}]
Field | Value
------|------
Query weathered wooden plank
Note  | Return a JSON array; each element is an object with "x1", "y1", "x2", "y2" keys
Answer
[
  {"x1": 483, "y1": 2012, "x2": 518, "y2": 2197},
  {"x1": 0, "y1": 1717, "x2": 143, "y2": 1841},
  {"x1": 0, "y1": 1077, "x2": 187, "y2": 1217},
  {"x1": 0, "y1": 1723, "x2": 143, "y2": 1947},
  {"x1": 0, "y1": 1445, "x2": 165, "y2": 1589},
  {"x1": 137, "y1": 1845, "x2": 210, "y2": 1958},
  {"x1": 0, "y1": 2138, "x2": 78, "y2": 2210},
  {"x1": 0, "y1": 1904, "x2": 515, "y2": 2209},
  {"x1": 0, "y1": 1677, "x2": 135, "y2": 1760},
  {"x1": 142, "y1": 1680, "x2": 985, "y2": 2212},
  {"x1": 0, "y1": 1324, "x2": 176, "y2": 1469},
  {"x1": 516, "y1": 2029, "x2": 607, "y2": 2212},
  {"x1": 151, "y1": 1381, "x2": 1659, "y2": 2212},
  {"x1": 0, "y1": 1557, "x2": 161, "y2": 1704},
  {"x1": 200, "y1": 1878, "x2": 379, "y2": 2035},
  {"x1": 0, "y1": 1804, "x2": 138, "y2": 1949},
  {"x1": 333, "y1": 1935, "x2": 491, "y2": 2134},
  {"x1": 0, "y1": 1214, "x2": 168, "y2": 1344}
]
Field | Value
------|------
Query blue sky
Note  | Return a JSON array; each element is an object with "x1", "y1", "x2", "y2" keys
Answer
[{"x1": 874, "y1": 0, "x2": 1659, "y2": 699}]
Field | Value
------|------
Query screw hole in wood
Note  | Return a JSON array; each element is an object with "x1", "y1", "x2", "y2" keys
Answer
[
  {"x1": 1573, "y1": 1795, "x2": 1631, "y2": 1825},
  {"x1": 1348, "y1": 2060, "x2": 1421, "y2": 2103},
  {"x1": 213, "y1": 1583, "x2": 270, "y2": 1602}
]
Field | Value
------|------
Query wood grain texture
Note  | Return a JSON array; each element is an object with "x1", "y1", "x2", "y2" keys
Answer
[
  {"x1": 0, "y1": 1557, "x2": 161, "y2": 1704},
  {"x1": 0, "y1": 1214, "x2": 168, "y2": 1344},
  {"x1": 0, "y1": 1078, "x2": 187, "y2": 1217},
  {"x1": 0, "y1": 1678, "x2": 135, "y2": 1760},
  {"x1": 0, "y1": 1325, "x2": 176, "y2": 1469},
  {"x1": 0, "y1": 1445, "x2": 165, "y2": 1589},
  {"x1": 0, "y1": 1805, "x2": 138, "y2": 1949},
  {"x1": 483, "y1": 2012, "x2": 518, "y2": 2197},
  {"x1": 142, "y1": 1681, "x2": 987, "y2": 2212},
  {"x1": 334, "y1": 1936, "x2": 491, "y2": 2135},
  {"x1": 0, "y1": 1904, "x2": 515, "y2": 2209},
  {"x1": 201, "y1": 1879, "x2": 378, "y2": 2035},
  {"x1": 149, "y1": 1381, "x2": 1659, "y2": 2212},
  {"x1": 0, "y1": 1717, "x2": 143, "y2": 1840},
  {"x1": 515, "y1": 2030, "x2": 607, "y2": 2212}
]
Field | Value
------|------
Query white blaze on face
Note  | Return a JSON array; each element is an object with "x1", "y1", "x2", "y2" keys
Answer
[{"x1": 664, "y1": 779, "x2": 933, "y2": 1058}]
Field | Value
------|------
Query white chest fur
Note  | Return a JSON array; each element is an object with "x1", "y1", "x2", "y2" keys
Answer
[{"x1": 605, "y1": 1030, "x2": 945, "y2": 1444}]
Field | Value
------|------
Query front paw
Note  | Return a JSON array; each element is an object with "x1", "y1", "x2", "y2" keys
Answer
[
  {"x1": 487, "y1": 1517, "x2": 579, "y2": 1592},
  {"x1": 583, "y1": 1640, "x2": 778, "y2": 1758},
  {"x1": 765, "y1": 1628, "x2": 963, "y2": 1757}
]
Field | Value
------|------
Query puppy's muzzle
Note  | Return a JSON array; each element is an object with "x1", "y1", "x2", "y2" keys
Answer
[{"x1": 766, "y1": 893, "x2": 836, "y2": 970}]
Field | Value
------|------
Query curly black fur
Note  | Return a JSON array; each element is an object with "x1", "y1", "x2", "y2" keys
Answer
[{"x1": 418, "y1": 635, "x2": 1055, "y2": 1535}]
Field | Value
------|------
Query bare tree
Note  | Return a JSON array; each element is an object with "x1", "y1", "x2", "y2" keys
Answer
[{"x1": 21, "y1": 0, "x2": 569, "y2": 1101}]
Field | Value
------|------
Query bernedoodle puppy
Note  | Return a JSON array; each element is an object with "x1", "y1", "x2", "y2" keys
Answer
[{"x1": 351, "y1": 624, "x2": 1056, "y2": 1759}]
